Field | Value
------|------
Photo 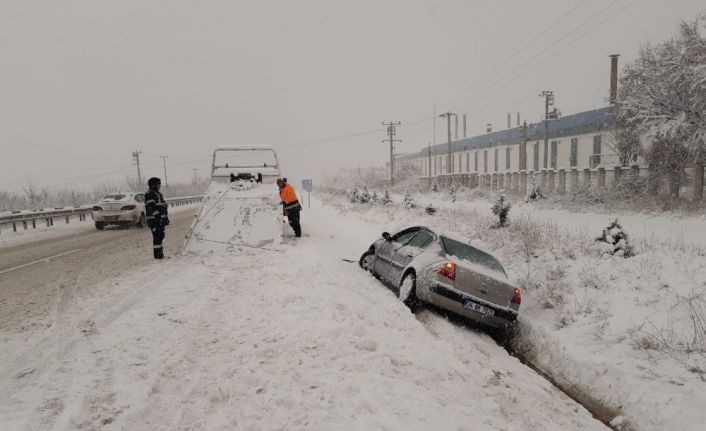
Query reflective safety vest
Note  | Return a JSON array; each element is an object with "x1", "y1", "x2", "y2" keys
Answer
[
  {"x1": 279, "y1": 184, "x2": 300, "y2": 209},
  {"x1": 145, "y1": 189, "x2": 168, "y2": 226}
]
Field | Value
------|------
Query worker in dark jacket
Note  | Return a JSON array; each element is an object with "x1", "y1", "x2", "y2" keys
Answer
[
  {"x1": 145, "y1": 177, "x2": 170, "y2": 259},
  {"x1": 277, "y1": 178, "x2": 301, "y2": 238}
]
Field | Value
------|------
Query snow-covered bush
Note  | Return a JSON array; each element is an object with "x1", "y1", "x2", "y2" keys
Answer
[
  {"x1": 359, "y1": 185, "x2": 371, "y2": 203},
  {"x1": 381, "y1": 188, "x2": 392, "y2": 205},
  {"x1": 425, "y1": 203, "x2": 437, "y2": 215},
  {"x1": 348, "y1": 186, "x2": 360, "y2": 203},
  {"x1": 370, "y1": 190, "x2": 379, "y2": 203},
  {"x1": 596, "y1": 218, "x2": 633, "y2": 257},
  {"x1": 403, "y1": 191, "x2": 416, "y2": 209},
  {"x1": 527, "y1": 181, "x2": 544, "y2": 201},
  {"x1": 491, "y1": 195, "x2": 511, "y2": 227},
  {"x1": 449, "y1": 186, "x2": 457, "y2": 203}
]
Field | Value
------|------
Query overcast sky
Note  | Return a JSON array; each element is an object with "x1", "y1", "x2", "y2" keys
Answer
[{"x1": 1, "y1": 0, "x2": 703, "y2": 192}]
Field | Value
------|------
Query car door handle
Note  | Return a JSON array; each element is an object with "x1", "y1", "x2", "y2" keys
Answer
[{"x1": 406, "y1": 253, "x2": 414, "y2": 257}]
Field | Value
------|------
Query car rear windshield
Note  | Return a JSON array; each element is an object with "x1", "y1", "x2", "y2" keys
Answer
[
  {"x1": 101, "y1": 194, "x2": 129, "y2": 202},
  {"x1": 440, "y1": 236, "x2": 506, "y2": 275}
]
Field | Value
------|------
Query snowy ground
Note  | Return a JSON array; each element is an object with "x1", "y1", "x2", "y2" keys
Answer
[
  {"x1": 0, "y1": 192, "x2": 608, "y2": 430},
  {"x1": 328, "y1": 186, "x2": 706, "y2": 431}
]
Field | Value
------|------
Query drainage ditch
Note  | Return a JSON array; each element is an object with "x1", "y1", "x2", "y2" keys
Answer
[{"x1": 414, "y1": 307, "x2": 632, "y2": 431}]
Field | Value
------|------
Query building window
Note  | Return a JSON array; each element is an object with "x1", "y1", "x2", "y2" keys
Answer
[
  {"x1": 570, "y1": 138, "x2": 578, "y2": 167},
  {"x1": 474, "y1": 152, "x2": 478, "y2": 172},
  {"x1": 494, "y1": 148, "x2": 499, "y2": 172},
  {"x1": 551, "y1": 140, "x2": 558, "y2": 169},
  {"x1": 466, "y1": 153, "x2": 470, "y2": 172},
  {"x1": 459, "y1": 153, "x2": 462, "y2": 172},
  {"x1": 506, "y1": 147, "x2": 511, "y2": 170},
  {"x1": 483, "y1": 150, "x2": 488, "y2": 173},
  {"x1": 533, "y1": 142, "x2": 539, "y2": 171},
  {"x1": 543, "y1": 141, "x2": 548, "y2": 169},
  {"x1": 592, "y1": 135, "x2": 602, "y2": 167}
]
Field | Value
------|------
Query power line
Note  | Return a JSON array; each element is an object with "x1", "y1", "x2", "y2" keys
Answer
[
  {"x1": 471, "y1": 0, "x2": 640, "y2": 103},
  {"x1": 446, "y1": 0, "x2": 591, "y2": 110},
  {"x1": 451, "y1": 0, "x2": 625, "y2": 110}
]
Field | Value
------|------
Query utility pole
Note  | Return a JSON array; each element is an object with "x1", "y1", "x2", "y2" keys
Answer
[
  {"x1": 159, "y1": 156, "x2": 168, "y2": 187},
  {"x1": 519, "y1": 121, "x2": 528, "y2": 171},
  {"x1": 132, "y1": 150, "x2": 142, "y2": 187},
  {"x1": 427, "y1": 143, "x2": 432, "y2": 190},
  {"x1": 539, "y1": 91, "x2": 555, "y2": 169},
  {"x1": 382, "y1": 121, "x2": 401, "y2": 186},
  {"x1": 192, "y1": 168, "x2": 198, "y2": 185},
  {"x1": 439, "y1": 112, "x2": 455, "y2": 175}
]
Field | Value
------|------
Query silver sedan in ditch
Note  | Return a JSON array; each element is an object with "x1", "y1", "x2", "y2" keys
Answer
[{"x1": 359, "y1": 226, "x2": 521, "y2": 329}]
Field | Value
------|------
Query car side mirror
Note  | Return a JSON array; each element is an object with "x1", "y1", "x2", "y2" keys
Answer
[{"x1": 382, "y1": 232, "x2": 391, "y2": 241}]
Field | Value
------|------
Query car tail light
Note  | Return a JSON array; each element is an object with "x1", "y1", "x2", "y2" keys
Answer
[
  {"x1": 438, "y1": 261, "x2": 456, "y2": 281},
  {"x1": 511, "y1": 287, "x2": 522, "y2": 304},
  {"x1": 120, "y1": 205, "x2": 136, "y2": 210},
  {"x1": 92, "y1": 206, "x2": 103, "y2": 211}
]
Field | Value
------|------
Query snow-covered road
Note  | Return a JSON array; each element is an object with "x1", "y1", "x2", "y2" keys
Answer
[{"x1": 0, "y1": 195, "x2": 607, "y2": 430}]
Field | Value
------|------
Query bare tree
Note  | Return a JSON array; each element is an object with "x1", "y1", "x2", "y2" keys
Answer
[{"x1": 606, "y1": 116, "x2": 642, "y2": 167}]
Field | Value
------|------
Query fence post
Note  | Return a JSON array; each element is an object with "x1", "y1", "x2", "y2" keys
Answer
[
  {"x1": 570, "y1": 168, "x2": 578, "y2": 193},
  {"x1": 540, "y1": 170, "x2": 547, "y2": 189},
  {"x1": 23, "y1": 221, "x2": 27, "y2": 230},
  {"x1": 32, "y1": 219, "x2": 36, "y2": 229},
  {"x1": 66, "y1": 215, "x2": 70, "y2": 224},
  {"x1": 520, "y1": 171, "x2": 527, "y2": 196},
  {"x1": 13, "y1": 222, "x2": 17, "y2": 232},
  {"x1": 558, "y1": 169, "x2": 566, "y2": 194},
  {"x1": 597, "y1": 168, "x2": 606, "y2": 187},
  {"x1": 614, "y1": 166, "x2": 621, "y2": 186},
  {"x1": 547, "y1": 170, "x2": 555, "y2": 193},
  {"x1": 694, "y1": 162, "x2": 704, "y2": 201}
]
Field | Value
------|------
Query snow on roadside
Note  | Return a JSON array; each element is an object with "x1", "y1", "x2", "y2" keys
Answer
[
  {"x1": 0, "y1": 203, "x2": 200, "y2": 250},
  {"x1": 0, "y1": 196, "x2": 607, "y2": 430},
  {"x1": 326, "y1": 187, "x2": 706, "y2": 431}
]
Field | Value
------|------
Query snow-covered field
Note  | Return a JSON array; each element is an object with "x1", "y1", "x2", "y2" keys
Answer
[
  {"x1": 329, "y1": 186, "x2": 706, "y2": 431},
  {"x1": 0, "y1": 191, "x2": 608, "y2": 430}
]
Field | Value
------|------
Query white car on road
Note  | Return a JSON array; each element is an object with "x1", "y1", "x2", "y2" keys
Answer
[{"x1": 92, "y1": 193, "x2": 146, "y2": 230}]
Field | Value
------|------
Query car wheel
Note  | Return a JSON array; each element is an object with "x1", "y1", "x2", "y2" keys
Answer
[
  {"x1": 137, "y1": 213, "x2": 146, "y2": 228},
  {"x1": 95, "y1": 222, "x2": 105, "y2": 230},
  {"x1": 359, "y1": 250, "x2": 375, "y2": 274},
  {"x1": 399, "y1": 271, "x2": 419, "y2": 311}
]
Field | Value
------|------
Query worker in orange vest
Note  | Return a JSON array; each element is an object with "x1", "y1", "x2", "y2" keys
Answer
[{"x1": 277, "y1": 178, "x2": 302, "y2": 237}]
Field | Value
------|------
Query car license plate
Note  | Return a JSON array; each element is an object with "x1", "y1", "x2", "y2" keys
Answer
[
  {"x1": 463, "y1": 299, "x2": 495, "y2": 317},
  {"x1": 105, "y1": 216, "x2": 119, "y2": 221}
]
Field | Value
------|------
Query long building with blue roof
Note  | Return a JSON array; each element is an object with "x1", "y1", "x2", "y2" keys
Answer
[{"x1": 402, "y1": 106, "x2": 625, "y2": 190}]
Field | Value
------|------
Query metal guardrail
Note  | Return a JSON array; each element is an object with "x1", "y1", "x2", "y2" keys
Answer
[{"x1": 0, "y1": 195, "x2": 204, "y2": 236}]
